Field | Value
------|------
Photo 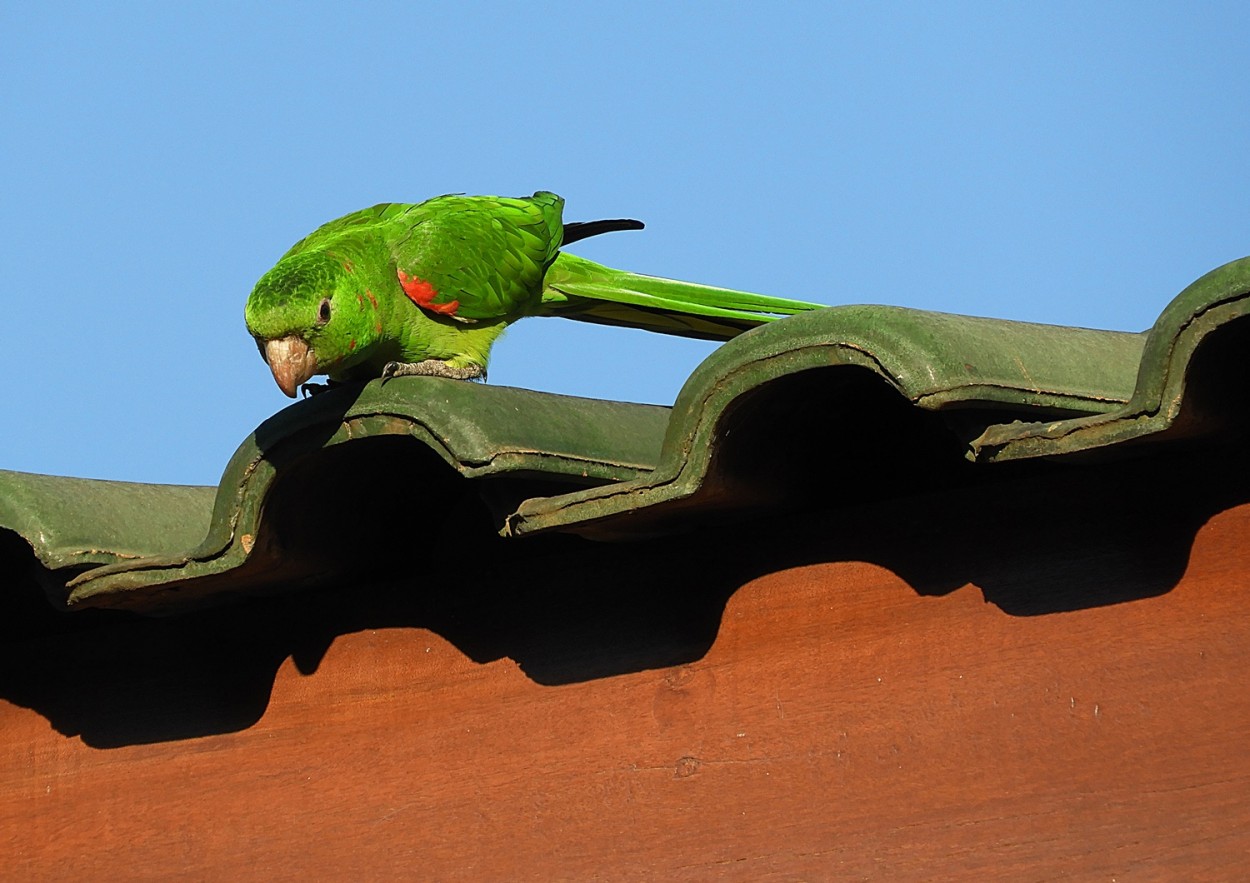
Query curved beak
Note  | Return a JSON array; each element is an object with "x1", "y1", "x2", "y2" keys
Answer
[{"x1": 262, "y1": 336, "x2": 318, "y2": 398}]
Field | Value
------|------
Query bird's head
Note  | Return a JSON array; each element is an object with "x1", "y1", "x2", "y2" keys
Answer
[{"x1": 245, "y1": 250, "x2": 381, "y2": 397}]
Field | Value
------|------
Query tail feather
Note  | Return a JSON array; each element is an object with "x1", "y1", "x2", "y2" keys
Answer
[
  {"x1": 561, "y1": 218, "x2": 645, "y2": 246},
  {"x1": 541, "y1": 253, "x2": 822, "y2": 341}
]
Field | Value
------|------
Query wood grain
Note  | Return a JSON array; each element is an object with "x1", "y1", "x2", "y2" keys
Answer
[{"x1": 3, "y1": 454, "x2": 1249, "y2": 880}]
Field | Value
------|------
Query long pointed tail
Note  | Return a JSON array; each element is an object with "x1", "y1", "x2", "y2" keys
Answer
[
  {"x1": 562, "y1": 218, "x2": 645, "y2": 246},
  {"x1": 540, "y1": 253, "x2": 822, "y2": 341}
]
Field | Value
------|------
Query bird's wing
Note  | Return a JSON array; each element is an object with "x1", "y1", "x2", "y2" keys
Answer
[{"x1": 386, "y1": 193, "x2": 564, "y2": 322}]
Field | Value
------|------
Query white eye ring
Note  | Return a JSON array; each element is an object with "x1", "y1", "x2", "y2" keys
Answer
[{"x1": 317, "y1": 298, "x2": 332, "y2": 325}]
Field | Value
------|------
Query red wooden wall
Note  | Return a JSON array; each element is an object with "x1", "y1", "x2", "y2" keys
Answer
[{"x1": 3, "y1": 452, "x2": 1248, "y2": 879}]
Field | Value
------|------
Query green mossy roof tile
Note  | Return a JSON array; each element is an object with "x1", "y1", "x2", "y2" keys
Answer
[{"x1": 3, "y1": 257, "x2": 1247, "y2": 614}]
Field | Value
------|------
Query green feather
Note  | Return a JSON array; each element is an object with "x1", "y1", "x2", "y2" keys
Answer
[
  {"x1": 539, "y1": 253, "x2": 817, "y2": 340},
  {"x1": 244, "y1": 191, "x2": 823, "y2": 395}
]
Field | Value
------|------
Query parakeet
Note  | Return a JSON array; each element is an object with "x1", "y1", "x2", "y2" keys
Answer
[{"x1": 245, "y1": 191, "x2": 820, "y2": 396}]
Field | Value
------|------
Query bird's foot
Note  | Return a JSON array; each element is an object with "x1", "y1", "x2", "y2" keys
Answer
[
  {"x1": 300, "y1": 378, "x2": 346, "y2": 398},
  {"x1": 380, "y1": 360, "x2": 486, "y2": 382}
]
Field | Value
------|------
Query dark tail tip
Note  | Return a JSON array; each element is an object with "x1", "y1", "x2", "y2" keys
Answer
[{"x1": 561, "y1": 218, "x2": 645, "y2": 247}]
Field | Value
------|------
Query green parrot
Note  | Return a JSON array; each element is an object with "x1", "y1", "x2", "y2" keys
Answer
[{"x1": 245, "y1": 191, "x2": 821, "y2": 396}]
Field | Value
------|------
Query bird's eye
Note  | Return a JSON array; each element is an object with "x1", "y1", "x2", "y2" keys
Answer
[{"x1": 317, "y1": 298, "x2": 332, "y2": 325}]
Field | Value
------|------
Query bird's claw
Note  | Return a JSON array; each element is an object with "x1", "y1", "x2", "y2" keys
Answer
[
  {"x1": 378, "y1": 359, "x2": 486, "y2": 383},
  {"x1": 300, "y1": 379, "x2": 347, "y2": 397}
]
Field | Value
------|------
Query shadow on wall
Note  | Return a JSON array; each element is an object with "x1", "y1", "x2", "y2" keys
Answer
[{"x1": 1, "y1": 434, "x2": 1245, "y2": 749}]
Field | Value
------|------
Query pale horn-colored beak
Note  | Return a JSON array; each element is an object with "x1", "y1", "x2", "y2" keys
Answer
[{"x1": 263, "y1": 336, "x2": 318, "y2": 398}]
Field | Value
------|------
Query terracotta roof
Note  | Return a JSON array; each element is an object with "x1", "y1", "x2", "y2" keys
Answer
[{"x1": 3, "y1": 256, "x2": 1248, "y2": 615}]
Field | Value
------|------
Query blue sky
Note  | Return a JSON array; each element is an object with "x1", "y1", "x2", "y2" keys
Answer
[{"x1": 3, "y1": 2, "x2": 1248, "y2": 484}]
